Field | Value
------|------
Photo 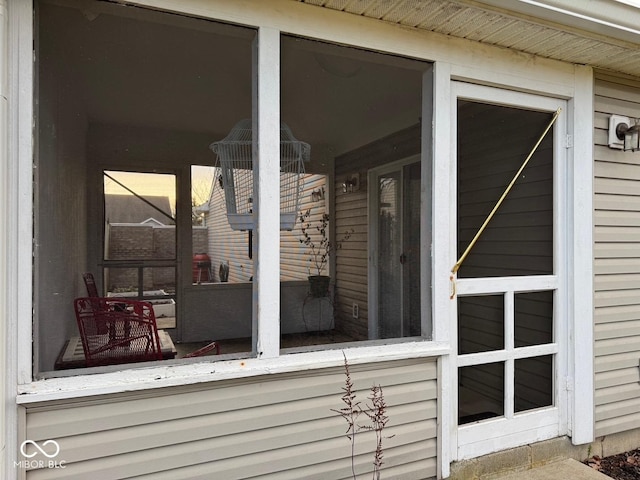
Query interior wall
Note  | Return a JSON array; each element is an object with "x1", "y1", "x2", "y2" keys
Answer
[
  {"x1": 35, "y1": 5, "x2": 90, "y2": 373},
  {"x1": 35, "y1": 109, "x2": 88, "y2": 374},
  {"x1": 180, "y1": 282, "x2": 332, "y2": 342}
]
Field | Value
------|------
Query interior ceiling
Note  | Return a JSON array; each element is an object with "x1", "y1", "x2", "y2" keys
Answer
[
  {"x1": 41, "y1": 0, "x2": 424, "y2": 165},
  {"x1": 298, "y1": 0, "x2": 640, "y2": 78}
]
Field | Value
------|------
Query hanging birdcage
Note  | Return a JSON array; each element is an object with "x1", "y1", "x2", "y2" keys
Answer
[{"x1": 209, "y1": 119, "x2": 309, "y2": 231}]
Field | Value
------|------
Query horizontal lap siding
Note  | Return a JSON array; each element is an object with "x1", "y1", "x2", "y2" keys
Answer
[
  {"x1": 594, "y1": 72, "x2": 640, "y2": 437},
  {"x1": 23, "y1": 359, "x2": 437, "y2": 479},
  {"x1": 281, "y1": 174, "x2": 328, "y2": 280},
  {"x1": 206, "y1": 173, "x2": 327, "y2": 282}
]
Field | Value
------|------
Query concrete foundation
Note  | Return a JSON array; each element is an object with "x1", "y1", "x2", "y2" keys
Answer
[{"x1": 448, "y1": 430, "x2": 640, "y2": 479}]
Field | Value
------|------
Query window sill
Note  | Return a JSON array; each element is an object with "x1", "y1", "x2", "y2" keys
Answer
[{"x1": 17, "y1": 341, "x2": 450, "y2": 404}]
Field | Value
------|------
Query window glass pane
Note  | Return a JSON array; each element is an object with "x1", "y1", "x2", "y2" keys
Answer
[
  {"x1": 515, "y1": 355, "x2": 553, "y2": 413},
  {"x1": 457, "y1": 101, "x2": 554, "y2": 278},
  {"x1": 35, "y1": 0, "x2": 255, "y2": 374},
  {"x1": 514, "y1": 290, "x2": 553, "y2": 347},
  {"x1": 280, "y1": 35, "x2": 430, "y2": 350},
  {"x1": 191, "y1": 166, "x2": 214, "y2": 283},
  {"x1": 459, "y1": 363, "x2": 504, "y2": 424},
  {"x1": 192, "y1": 165, "x2": 254, "y2": 285},
  {"x1": 104, "y1": 171, "x2": 176, "y2": 262},
  {"x1": 458, "y1": 295, "x2": 504, "y2": 354},
  {"x1": 104, "y1": 267, "x2": 176, "y2": 330}
]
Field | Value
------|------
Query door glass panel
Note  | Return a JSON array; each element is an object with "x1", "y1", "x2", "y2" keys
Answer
[
  {"x1": 458, "y1": 295, "x2": 504, "y2": 354},
  {"x1": 191, "y1": 165, "x2": 214, "y2": 284},
  {"x1": 103, "y1": 171, "x2": 176, "y2": 261},
  {"x1": 403, "y1": 162, "x2": 421, "y2": 337},
  {"x1": 459, "y1": 362, "x2": 504, "y2": 424},
  {"x1": 102, "y1": 172, "x2": 177, "y2": 327},
  {"x1": 514, "y1": 291, "x2": 553, "y2": 347},
  {"x1": 515, "y1": 355, "x2": 553, "y2": 412},
  {"x1": 376, "y1": 162, "x2": 421, "y2": 339},
  {"x1": 378, "y1": 171, "x2": 402, "y2": 338}
]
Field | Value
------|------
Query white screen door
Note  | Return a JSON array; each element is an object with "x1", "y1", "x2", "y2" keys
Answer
[{"x1": 452, "y1": 83, "x2": 568, "y2": 460}]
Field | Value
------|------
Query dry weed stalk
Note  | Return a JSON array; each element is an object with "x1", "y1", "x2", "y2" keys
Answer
[
  {"x1": 333, "y1": 354, "x2": 392, "y2": 480},
  {"x1": 361, "y1": 384, "x2": 391, "y2": 479}
]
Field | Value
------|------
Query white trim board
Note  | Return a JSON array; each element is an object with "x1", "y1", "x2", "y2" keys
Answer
[{"x1": 16, "y1": 342, "x2": 450, "y2": 403}]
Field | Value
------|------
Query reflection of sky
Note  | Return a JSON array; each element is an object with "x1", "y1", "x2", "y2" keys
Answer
[{"x1": 104, "y1": 167, "x2": 216, "y2": 212}]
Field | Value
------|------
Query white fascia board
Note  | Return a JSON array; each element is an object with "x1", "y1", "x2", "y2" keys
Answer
[{"x1": 471, "y1": 0, "x2": 640, "y2": 45}]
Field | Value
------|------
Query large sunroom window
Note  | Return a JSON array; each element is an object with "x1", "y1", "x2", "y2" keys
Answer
[
  {"x1": 34, "y1": 0, "x2": 433, "y2": 376},
  {"x1": 279, "y1": 36, "x2": 431, "y2": 349},
  {"x1": 35, "y1": 0, "x2": 255, "y2": 374}
]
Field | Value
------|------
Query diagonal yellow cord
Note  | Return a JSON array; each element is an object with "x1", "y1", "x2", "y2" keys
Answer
[{"x1": 450, "y1": 107, "x2": 562, "y2": 299}]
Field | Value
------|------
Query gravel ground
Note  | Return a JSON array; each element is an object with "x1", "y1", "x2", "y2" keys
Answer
[{"x1": 585, "y1": 449, "x2": 640, "y2": 479}]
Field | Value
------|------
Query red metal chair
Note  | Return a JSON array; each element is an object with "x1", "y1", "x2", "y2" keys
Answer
[
  {"x1": 74, "y1": 297, "x2": 163, "y2": 367},
  {"x1": 183, "y1": 341, "x2": 220, "y2": 357}
]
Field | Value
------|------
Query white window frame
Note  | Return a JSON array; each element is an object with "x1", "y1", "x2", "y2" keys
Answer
[
  {"x1": 14, "y1": 0, "x2": 451, "y2": 397},
  {"x1": 6, "y1": 0, "x2": 593, "y2": 477}
]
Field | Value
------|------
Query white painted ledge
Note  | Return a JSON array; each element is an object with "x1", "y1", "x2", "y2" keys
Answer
[{"x1": 16, "y1": 341, "x2": 450, "y2": 404}]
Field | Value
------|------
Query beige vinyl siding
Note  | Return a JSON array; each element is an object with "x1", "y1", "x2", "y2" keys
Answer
[
  {"x1": 206, "y1": 182, "x2": 252, "y2": 282},
  {"x1": 22, "y1": 359, "x2": 437, "y2": 479},
  {"x1": 206, "y1": 173, "x2": 327, "y2": 283},
  {"x1": 594, "y1": 71, "x2": 640, "y2": 437},
  {"x1": 283, "y1": 174, "x2": 327, "y2": 280}
]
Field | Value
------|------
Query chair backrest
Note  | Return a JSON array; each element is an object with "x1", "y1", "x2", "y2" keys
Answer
[
  {"x1": 82, "y1": 273, "x2": 99, "y2": 298},
  {"x1": 74, "y1": 297, "x2": 163, "y2": 367}
]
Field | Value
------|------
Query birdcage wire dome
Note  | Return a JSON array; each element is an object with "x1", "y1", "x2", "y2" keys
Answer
[{"x1": 209, "y1": 119, "x2": 309, "y2": 231}]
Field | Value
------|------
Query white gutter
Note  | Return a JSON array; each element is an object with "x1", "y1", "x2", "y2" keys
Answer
[{"x1": 469, "y1": 0, "x2": 640, "y2": 45}]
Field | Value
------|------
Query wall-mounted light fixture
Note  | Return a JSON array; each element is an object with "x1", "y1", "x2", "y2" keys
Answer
[
  {"x1": 311, "y1": 187, "x2": 325, "y2": 202},
  {"x1": 609, "y1": 115, "x2": 640, "y2": 152},
  {"x1": 342, "y1": 174, "x2": 359, "y2": 194}
]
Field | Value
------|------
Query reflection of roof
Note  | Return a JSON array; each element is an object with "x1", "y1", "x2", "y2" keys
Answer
[
  {"x1": 105, "y1": 194, "x2": 175, "y2": 225},
  {"x1": 140, "y1": 218, "x2": 166, "y2": 227}
]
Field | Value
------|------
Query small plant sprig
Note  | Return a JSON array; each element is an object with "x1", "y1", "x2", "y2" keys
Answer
[
  {"x1": 332, "y1": 353, "x2": 361, "y2": 478},
  {"x1": 360, "y1": 385, "x2": 391, "y2": 480},
  {"x1": 333, "y1": 354, "x2": 392, "y2": 480},
  {"x1": 299, "y1": 209, "x2": 354, "y2": 276}
]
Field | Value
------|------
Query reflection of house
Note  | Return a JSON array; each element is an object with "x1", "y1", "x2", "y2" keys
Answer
[
  {"x1": 104, "y1": 194, "x2": 175, "y2": 225},
  {"x1": 7, "y1": 1, "x2": 640, "y2": 479}
]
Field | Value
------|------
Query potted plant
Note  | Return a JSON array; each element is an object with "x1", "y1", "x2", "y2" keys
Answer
[{"x1": 298, "y1": 208, "x2": 353, "y2": 297}]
